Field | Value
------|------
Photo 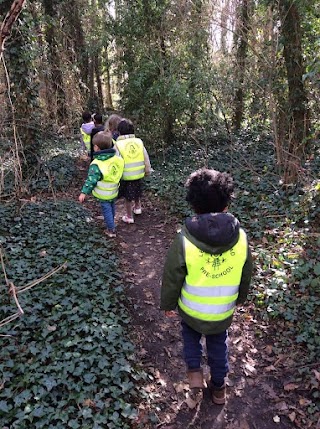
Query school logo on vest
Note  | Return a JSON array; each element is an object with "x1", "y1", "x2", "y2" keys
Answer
[
  {"x1": 126, "y1": 142, "x2": 139, "y2": 159},
  {"x1": 199, "y1": 247, "x2": 236, "y2": 278},
  {"x1": 109, "y1": 162, "x2": 120, "y2": 178}
]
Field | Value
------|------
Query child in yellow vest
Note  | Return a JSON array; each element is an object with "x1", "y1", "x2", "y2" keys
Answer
[
  {"x1": 114, "y1": 119, "x2": 152, "y2": 223},
  {"x1": 80, "y1": 111, "x2": 94, "y2": 155},
  {"x1": 161, "y1": 169, "x2": 253, "y2": 404},
  {"x1": 105, "y1": 113, "x2": 122, "y2": 142},
  {"x1": 79, "y1": 132, "x2": 124, "y2": 237}
]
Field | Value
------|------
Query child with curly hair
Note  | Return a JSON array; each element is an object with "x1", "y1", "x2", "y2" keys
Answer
[{"x1": 161, "y1": 168, "x2": 253, "y2": 404}]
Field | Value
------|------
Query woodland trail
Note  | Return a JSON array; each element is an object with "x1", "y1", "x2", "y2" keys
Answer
[
  {"x1": 73, "y1": 159, "x2": 296, "y2": 429},
  {"x1": 98, "y1": 195, "x2": 296, "y2": 429}
]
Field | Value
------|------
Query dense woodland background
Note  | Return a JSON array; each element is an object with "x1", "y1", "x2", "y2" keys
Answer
[
  {"x1": 0, "y1": 1, "x2": 319, "y2": 428},
  {"x1": 0, "y1": 0, "x2": 319, "y2": 188}
]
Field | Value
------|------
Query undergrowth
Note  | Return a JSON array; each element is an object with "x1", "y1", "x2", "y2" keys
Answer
[
  {"x1": 0, "y1": 197, "x2": 150, "y2": 428},
  {"x1": 148, "y1": 132, "x2": 320, "y2": 426},
  {"x1": 0, "y1": 133, "x2": 319, "y2": 427}
]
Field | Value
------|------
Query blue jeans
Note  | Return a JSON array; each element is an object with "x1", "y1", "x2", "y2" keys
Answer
[
  {"x1": 181, "y1": 320, "x2": 229, "y2": 387},
  {"x1": 100, "y1": 201, "x2": 115, "y2": 231}
]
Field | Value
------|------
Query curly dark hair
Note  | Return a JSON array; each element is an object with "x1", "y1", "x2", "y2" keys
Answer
[{"x1": 185, "y1": 168, "x2": 234, "y2": 214}]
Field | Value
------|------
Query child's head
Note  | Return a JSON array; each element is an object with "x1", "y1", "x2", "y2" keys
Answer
[
  {"x1": 92, "y1": 131, "x2": 113, "y2": 151},
  {"x1": 106, "y1": 114, "x2": 122, "y2": 132},
  {"x1": 93, "y1": 113, "x2": 103, "y2": 125},
  {"x1": 118, "y1": 118, "x2": 134, "y2": 136},
  {"x1": 82, "y1": 111, "x2": 92, "y2": 123},
  {"x1": 186, "y1": 168, "x2": 234, "y2": 214}
]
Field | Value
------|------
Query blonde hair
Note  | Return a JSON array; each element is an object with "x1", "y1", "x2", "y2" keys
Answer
[
  {"x1": 92, "y1": 131, "x2": 113, "y2": 150},
  {"x1": 106, "y1": 114, "x2": 122, "y2": 132}
]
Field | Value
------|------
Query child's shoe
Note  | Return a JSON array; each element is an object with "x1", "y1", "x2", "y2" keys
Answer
[
  {"x1": 133, "y1": 207, "x2": 142, "y2": 215},
  {"x1": 211, "y1": 383, "x2": 226, "y2": 405},
  {"x1": 122, "y1": 215, "x2": 134, "y2": 224},
  {"x1": 187, "y1": 368, "x2": 206, "y2": 389},
  {"x1": 187, "y1": 369, "x2": 205, "y2": 404},
  {"x1": 105, "y1": 230, "x2": 116, "y2": 238}
]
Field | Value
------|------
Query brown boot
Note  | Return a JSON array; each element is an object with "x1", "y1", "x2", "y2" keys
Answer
[
  {"x1": 187, "y1": 368, "x2": 206, "y2": 389},
  {"x1": 212, "y1": 383, "x2": 226, "y2": 405}
]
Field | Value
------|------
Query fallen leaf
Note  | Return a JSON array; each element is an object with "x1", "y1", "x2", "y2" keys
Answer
[
  {"x1": 185, "y1": 395, "x2": 197, "y2": 409},
  {"x1": 243, "y1": 362, "x2": 257, "y2": 376},
  {"x1": 313, "y1": 370, "x2": 320, "y2": 382},
  {"x1": 83, "y1": 399, "x2": 95, "y2": 407},
  {"x1": 276, "y1": 401, "x2": 288, "y2": 411},
  {"x1": 265, "y1": 365, "x2": 276, "y2": 372},
  {"x1": 284, "y1": 383, "x2": 299, "y2": 391},
  {"x1": 299, "y1": 397, "x2": 312, "y2": 406},
  {"x1": 47, "y1": 325, "x2": 57, "y2": 332},
  {"x1": 238, "y1": 419, "x2": 250, "y2": 429},
  {"x1": 119, "y1": 242, "x2": 129, "y2": 249},
  {"x1": 265, "y1": 345, "x2": 273, "y2": 355},
  {"x1": 174, "y1": 382, "x2": 188, "y2": 393},
  {"x1": 288, "y1": 412, "x2": 296, "y2": 422},
  {"x1": 163, "y1": 347, "x2": 171, "y2": 357}
]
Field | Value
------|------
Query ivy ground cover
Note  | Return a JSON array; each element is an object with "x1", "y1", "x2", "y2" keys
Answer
[
  {"x1": 148, "y1": 133, "x2": 320, "y2": 426},
  {"x1": 0, "y1": 200, "x2": 146, "y2": 429}
]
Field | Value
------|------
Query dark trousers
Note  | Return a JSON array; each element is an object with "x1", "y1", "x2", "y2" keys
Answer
[{"x1": 181, "y1": 320, "x2": 229, "y2": 387}]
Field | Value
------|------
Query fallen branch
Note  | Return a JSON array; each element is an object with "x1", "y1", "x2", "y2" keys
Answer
[
  {"x1": 0, "y1": 312, "x2": 20, "y2": 328},
  {"x1": 0, "y1": 245, "x2": 67, "y2": 328},
  {"x1": 16, "y1": 262, "x2": 67, "y2": 294}
]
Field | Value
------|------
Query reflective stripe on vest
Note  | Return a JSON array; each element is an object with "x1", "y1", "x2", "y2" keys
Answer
[
  {"x1": 116, "y1": 137, "x2": 145, "y2": 181},
  {"x1": 91, "y1": 157, "x2": 124, "y2": 200},
  {"x1": 178, "y1": 228, "x2": 247, "y2": 322},
  {"x1": 80, "y1": 128, "x2": 91, "y2": 151}
]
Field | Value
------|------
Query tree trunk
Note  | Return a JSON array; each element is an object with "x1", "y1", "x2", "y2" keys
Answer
[
  {"x1": 232, "y1": 0, "x2": 251, "y2": 131},
  {"x1": 64, "y1": 0, "x2": 89, "y2": 90},
  {"x1": 278, "y1": 0, "x2": 309, "y2": 183},
  {"x1": 4, "y1": 4, "x2": 40, "y2": 188},
  {"x1": 95, "y1": 56, "x2": 104, "y2": 112},
  {"x1": 220, "y1": 0, "x2": 230, "y2": 54},
  {"x1": 104, "y1": 48, "x2": 113, "y2": 110},
  {"x1": 42, "y1": 0, "x2": 67, "y2": 125}
]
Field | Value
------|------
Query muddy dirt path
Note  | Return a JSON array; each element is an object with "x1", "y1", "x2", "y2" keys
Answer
[
  {"x1": 111, "y1": 195, "x2": 295, "y2": 429},
  {"x1": 72, "y1": 158, "x2": 296, "y2": 428}
]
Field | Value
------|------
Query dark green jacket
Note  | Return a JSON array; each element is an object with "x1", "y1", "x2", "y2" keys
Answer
[
  {"x1": 161, "y1": 212, "x2": 253, "y2": 335},
  {"x1": 81, "y1": 149, "x2": 116, "y2": 196}
]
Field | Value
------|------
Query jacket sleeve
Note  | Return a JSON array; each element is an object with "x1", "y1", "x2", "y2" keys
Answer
[
  {"x1": 143, "y1": 147, "x2": 152, "y2": 175},
  {"x1": 81, "y1": 164, "x2": 102, "y2": 194},
  {"x1": 161, "y1": 232, "x2": 187, "y2": 310},
  {"x1": 236, "y1": 245, "x2": 253, "y2": 304}
]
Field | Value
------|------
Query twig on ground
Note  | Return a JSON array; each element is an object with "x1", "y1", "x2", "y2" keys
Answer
[{"x1": 0, "y1": 246, "x2": 67, "y2": 327}]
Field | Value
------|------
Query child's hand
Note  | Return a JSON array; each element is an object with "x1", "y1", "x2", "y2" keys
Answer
[
  {"x1": 79, "y1": 193, "x2": 86, "y2": 203},
  {"x1": 164, "y1": 310, "x2": 176, "y2": 318}
]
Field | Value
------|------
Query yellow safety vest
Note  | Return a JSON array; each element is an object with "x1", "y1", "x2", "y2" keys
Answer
[
  {"x1": 178, "y1": 229, "x2": 248, "y2": 322},
  {"x1": 80, "y1": 128, "x2": 91, "y2": 151},
  {"x1": 91, "y1": 157, "x2": 124, "y2": 200},
  {"x1": 116, "y1": 137, "x2": 145, "y2": 181}
]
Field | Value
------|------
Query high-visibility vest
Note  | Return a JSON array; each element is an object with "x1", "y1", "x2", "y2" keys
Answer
[
  {"x1": 91, "y1": 156, "x2": 124, "y2": 200},
  {"x1": 80, "y1": 128, "x2": 91, "y2": 151},
  {"x1": 178, "y1": 228, "x2": 248, "y2": 322},
  {"x1": 116, "y1": 137, "x2": 145, "y2": 181}
]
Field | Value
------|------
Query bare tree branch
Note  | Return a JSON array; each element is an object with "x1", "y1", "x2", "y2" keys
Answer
[{"x1": 0, "y1": 0, "x2": 26, "y2": 57}]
